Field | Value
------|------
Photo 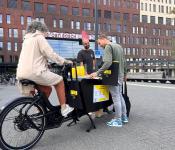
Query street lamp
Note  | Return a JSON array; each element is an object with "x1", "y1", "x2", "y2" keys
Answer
[{"x1": 94, "y1": 0, "x2": 98, "y2": 51}]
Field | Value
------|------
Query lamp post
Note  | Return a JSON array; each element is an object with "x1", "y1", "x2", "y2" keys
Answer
[{"x1": 94, "y1": 0, "x2": 98, "y2": 51}]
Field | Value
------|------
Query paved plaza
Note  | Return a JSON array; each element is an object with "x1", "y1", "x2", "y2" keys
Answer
[{"x1": 0, "y1": 82, "x2": 175, "y2": 150}]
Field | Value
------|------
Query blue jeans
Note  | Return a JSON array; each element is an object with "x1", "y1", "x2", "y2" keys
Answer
[{"x1": 108, "y1": 77, "x2": 127, "y2": 119}]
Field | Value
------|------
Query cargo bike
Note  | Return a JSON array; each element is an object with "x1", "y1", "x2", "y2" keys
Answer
[{"x1": 0, "y1": 62, "x2": 130, "y2": 150}]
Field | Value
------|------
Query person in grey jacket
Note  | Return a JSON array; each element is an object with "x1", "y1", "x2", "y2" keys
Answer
[{"x1": 90, "y1": 34, "x2": 128, "y2": 127}]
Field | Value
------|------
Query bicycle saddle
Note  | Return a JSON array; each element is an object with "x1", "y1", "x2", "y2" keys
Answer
[{"x1": 20, "y1": 79, "x2": 37, "y2": 86}]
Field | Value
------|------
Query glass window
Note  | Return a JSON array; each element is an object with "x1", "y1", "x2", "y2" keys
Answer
[
  {"x1": 0, "y1": 28, "x2": 3, "y2": 37},
  {"x1": 14, "y1": 42, "x2": 17, "y2": 51},
  {"x1": 48, "y1": 4, "x2": 56, "y2": 13},
  {"x1": 0, "y1": 56, "x2": 4, "y2": 62},
  {"x1": 20, "y1": 16, "x2": 24, "y2": 25},
  {"x1": 7, "y1": 42, "x2": 11, "y2": 51},
  {"x1": 8, "y1": 29, "x2": 12, "y2": 37},
  {"x1": 104, "y1": 10, "x2": 111, "y2": 19},
  {"x1": 114, "y1": 12, "x2": 120, "y2": 22},
  {"x1": 60, "y1": 6, "x2": 68, "y2": 15},
  {"x1": 158, "y1": 17, "x2": 163, "y2": 24},
  {"x1": 71, "y1": 21, "x2": 74, "y2": 29},
  {"x1": 153, "y1": 4, "x2": 156, "y2": 12},
  {"x1": 40, "y1": 17, "x2": 44, "y2": 23},
  {"x1": 82, "y1": 8, "x2": 90, "y2": 16},
  {"x1": 116, "y1": 24, "x2": 121, "y2": 32},
  {"x1": 104, "y1": 23, "x2": 111, "y2": 32},
  {"x1": 6, "y1": 15, "x2": 11, "y2": 24},
  {"x1": 34, "y1": 2, "x2": 43, "y2": 12},
  {"x1": 123, "y1": 13, "x2": 129, "y2": 23},
  {"x1": 14, "y1": 29, "x2": 18, "y2": 38},
  {"x1": 53, "y1": 19, "x2": 56, "y2": 28},
  {"x1": 76, "y1": 21, "x2": 80, "y2": 29},
  {"x1": 0, "y1": 0, "x2": 3, "y2": 7},
  {"x1": 0, "y1": 14, "x2": 2, "y2": 23},
  {"x1": 123, "y1": 25, "x2": 127, "y2": 33},
  {"x1": 7, "y1": 0, "x2": 17, "y2": 8},
  {"x1": 0, "y1": 42, "x2": 3, "y2": 50},
  {"x1": 59, "y1": 20, "x2": 63, "y2": 28},
  {"x1": 93, "y1": 9, "x2": 101, "y2": 18},
  {"x1": 132, "y1": 14, "x2": 139, "y2": 24},
  {"x1": 166, "y1": 18, "x2": 171, "y2": 25},
  {"x1": 47, "y1": 39, "x2": 96, "y2": 59},
  {"x1": 72, "y1": 7, "x2": 79, "y2": 16},
  {"x1": 22, "y1": 0, "x2": 31, "y2": 10},
  {"x1": 27, "y1": 16, "x2": 32, "y2": 24},
  {"x1": 142, "y1": 15, "x2": 148, "y2": 23},
  {"x1": 150, "y1": 16, "x2": 155, "y2": 24}
]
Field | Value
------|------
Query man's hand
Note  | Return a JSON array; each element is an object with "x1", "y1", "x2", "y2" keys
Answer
[{"x1": 90, "y1": 72, "x2": 98, "y2": 79}]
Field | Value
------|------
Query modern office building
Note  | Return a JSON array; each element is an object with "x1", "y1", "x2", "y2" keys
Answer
[{"x1": 0, "y1": 0, "x2": 174, "y2": 76}]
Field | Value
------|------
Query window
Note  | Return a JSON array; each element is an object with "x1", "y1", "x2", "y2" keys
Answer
[
  {"x1": 59, "y1": 20, "x2": 63, "y2": 28},
  {"x1": 22, "y1": 0, "x2": 31, "y2": 10},
  {"x1": 123, "y1": 13, "x2": 129, "y2": 23},
  {"x1": 0, "y1": 0, "x2": 3, "y2": 7},
  {"x1": 82, "y1": 8, "x2": 90, "y2": 16},
  {"x1": 40, "y1": 17, "x2": 44, "y2": 23},
  {"x1": 142, "y1": 15, "x2": 148, "y2": 23},
  {"x1": 132, "y1": 14, "x2": 139, "y2": 24},
  {"x1": 20, "y1": 16, "x2": 24, "y2": 25},
  {"x1": 84, "y1": 22, "x2": 91, "y2": 30},
  {"x1": 72, "y1": 7, "x2": 79, "y2": 16},
  {"x1": 71, "y1": 21, "x2": 74, "y2": 29},
  {"x1": 116, "y1": 24, "x2": 121, "y2": 32},
  {"x1": 166, "y1": 18, "x2": 171, "y2": 25},
  {"x1": 34, "y1": 2, "x2": 43, "y2": 12},
  {"x1": 0, "y1": 14, "x2": 2, "y2": 23},
  {"x1": 104, "y1": 10, "x2": 111, "y2": 19},
  {"x1": 27, "y1": 16, "x2": 32, "y2": 24},
  {"x1": 123, "y1": 25, "x2": 127, "y2": 33},
  {"x1": 114, "y1": 12, "x2": 120, "y2": 22},
  {"x1": 158, "y1": 17, "x2": 163, "y2": 24},
  {"x1": 60, "y1": 6, "x2": 68, "y2": 15},
  {"x1": 7, "y1": 0, "x2": 17, "y2": 8},
  {"x1": 104, "y1": 23, "x2": 111, "y2": 32},
  {"x1": 14, "y1": 42, "x2": 17, "y2": 51},
  {"x1": 76, "y1": 21, "x2": 80, "y2": 29},
  {"x1": 6, "y1": 15, "x2": 11, "y2": 24},
  {"x1": 0, "y1": 28, "x2": 3, "y2": 37},
  {"x1": 0, "y1": 42, "x2": 3, "y2": 50},
  {"x1": 93, "y1": 9, "x2": 101, "y2": 18},
  {"x1": 7, "y1": 42, "x2": 11, "y2": 51},
  {"x1": 0, "y1": 56, "x2": 4, "y2": 63},
  {"x1": 150, "y1": 16, "x2": 155, "y2": 24},
  {"x1": 48, "y1": 4, "x2": 56, "y2": 13},
  {"x1": 153, "y1": 4, "x2": 156, "y2": 12},
  {"x1": 161, "y1": 5, "x2": 164, "y2": 13},
  {"x1": 8, "y1": 29, "x2": 12, "y2": 37},
  {"x1": 53, "y1": 19, "x2": 56, "y2": 28},
  {"x1": 14, "y1": 29, "x2": 18, "y2": 38}
]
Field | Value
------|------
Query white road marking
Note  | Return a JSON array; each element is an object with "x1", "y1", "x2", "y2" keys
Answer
[{"x1": 127, "y1": 83, "x2": 175, "y2": 90}]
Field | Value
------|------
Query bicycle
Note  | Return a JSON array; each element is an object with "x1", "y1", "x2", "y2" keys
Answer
[{"x1": 0, "y1": 64, "x2": 97, "y2": 150}]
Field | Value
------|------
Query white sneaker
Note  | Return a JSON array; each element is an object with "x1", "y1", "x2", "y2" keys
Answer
[{"x1": 61, "y1": 104, "x2": 74, "y2": 117}]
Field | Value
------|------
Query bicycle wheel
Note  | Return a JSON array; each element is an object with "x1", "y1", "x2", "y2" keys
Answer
[{"x1": 0, "y1": 97, "x2": 46, "y2": 150}]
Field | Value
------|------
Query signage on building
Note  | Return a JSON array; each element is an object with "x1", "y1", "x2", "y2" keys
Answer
[{"x1": 47, "y1": 32, "x2": 95, "y2": 40}]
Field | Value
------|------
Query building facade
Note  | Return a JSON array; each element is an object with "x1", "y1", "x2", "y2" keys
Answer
[{"x1": 0, "y1": 0, "x2": 175, "y2": 76}]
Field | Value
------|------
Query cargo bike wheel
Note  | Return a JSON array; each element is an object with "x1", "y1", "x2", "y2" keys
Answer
[{"x1": 0, "y1": 97, "x2": 46, "y2": 150}]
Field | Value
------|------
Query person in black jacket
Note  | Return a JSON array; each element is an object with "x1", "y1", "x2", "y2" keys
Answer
[{"x1": 77, "y1": 39, "x2": 96, "y2": 74}]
